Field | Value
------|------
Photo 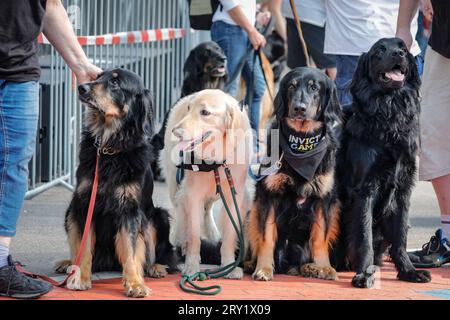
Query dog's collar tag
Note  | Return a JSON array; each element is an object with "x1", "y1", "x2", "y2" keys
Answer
[{"x1": 260, "y1": 154, "x2": 283, "y2": 176}]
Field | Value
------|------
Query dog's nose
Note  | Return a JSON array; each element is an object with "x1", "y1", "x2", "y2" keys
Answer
[
  {"x1": 78, "y1": 84, "x2": 90, "y2": 96},
  {"x1": 172, "y1": 126, "x2": 184, "y2": 139},
  {"x1": 392, "y1": 49, "x2": 405, "y2": 58},
  {"x1": 294, "y1": 104, "x2": 307, "y2": 113}
]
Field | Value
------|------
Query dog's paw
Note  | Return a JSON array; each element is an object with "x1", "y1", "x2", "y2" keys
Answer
[
  {"x1": 286, "y1": 266, "x2": 300, "y2": 276},
  {"x1": 397, "y1": 269, "x2": 431, "y2": 283},
  {"x1": 182, "y1": 262, "x2": 200, "y2": 277},
  {"x1": 252, "y1": 267, "x2": 273, "y2": 281},
  {"x1": 300, "y1": 263, "x2": 338, "y2": 281},
  {"x1": 66, "y1": 271, "x2": 91, "y2": 291},
  {"x1": 124, "y1": 282, "x2": 151, "y2": 298},
  {"x1": 243, "y1": 260, "x2": 255, "y2": 274},
  {"x1": 224, "y1": 267, "x2": 243, "y2": 279},
  {"x1": 351, "y1": 272, "x2": 376, "y2": 288},
  {"x1": 54, "y1": 260, "x2": 72, "y2": 274},
  {"x1": 147, "y1": 264, "x2": 168, "y2": 278}
]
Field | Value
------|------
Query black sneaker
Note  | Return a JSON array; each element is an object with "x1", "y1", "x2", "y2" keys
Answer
[
  {"x1": 408, "y1": 229, "x2": 450, "y2": 268},
  {"x1": 0, "y1": 256, "x2": 53, "y2": 299}
]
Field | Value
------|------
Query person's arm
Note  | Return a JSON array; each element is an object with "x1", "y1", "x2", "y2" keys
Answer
[
  {"x1": 42, "y1": 0, "x2": 101, "y2": 84},
  {"x1": 221, "y1": 0, "x2": 266, "y2": 49},
  {"x1": 396, "y1": 0, "x2": 421, "y2": 49},
  {"x1": 268, "y1": 0, "x2": 286, "y2": 41}
]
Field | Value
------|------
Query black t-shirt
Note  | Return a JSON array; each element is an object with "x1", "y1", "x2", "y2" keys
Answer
[
  {"x1": 0, "y1": 0, "x2": 47, "y2": 81},
  {"x1": 429, "y1": 0, "x2": 450, "y2": 59}
]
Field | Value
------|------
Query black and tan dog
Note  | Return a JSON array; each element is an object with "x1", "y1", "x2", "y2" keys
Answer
[
  {"x1": 247, "y1": 68, "x2": 342, "y2": 281},
  {"x1": 55, "y1": 68, "x2": 176, "y2": 298},
  {"x1": 336, "y1": 38, "x2": 431, "y2": 288}
]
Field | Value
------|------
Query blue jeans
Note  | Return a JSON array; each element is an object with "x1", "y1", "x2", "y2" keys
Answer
[
  {"x1": 335, "y1": 54, "x2": 425, "y2": 107},
  {"x1": 335, "y1": 55, "x2": 359, "y2": 108},
  {"x1": 211, "y1": 21, "x2": 266, "y2": 131},
  {"x1": 0, "y1": 80, "x2": 39, "y2": 237}
]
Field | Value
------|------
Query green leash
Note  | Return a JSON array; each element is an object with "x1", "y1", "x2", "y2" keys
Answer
[{"x1": 180, "y1": 166, "x2": 245, "y2": 295}]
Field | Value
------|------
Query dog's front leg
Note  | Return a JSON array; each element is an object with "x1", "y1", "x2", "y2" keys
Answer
[
  {"x1": 182, "y1": 197, "x2": 203, "y2": 276},
  {"x1": 300, "y1": 204, "x2": 338, "y2": 281},
  {"x1": 65, "y1": 212, "x2": 95, "y2": 291},
  {"x1": 348, "y1": 191, "x2": 376, "y2": 288},
  {"x1": 115, "y1": 226, "x2": 150, "y2": 298},
  {"x1": 248, "y1": 202, "x2": 277, "y2": 281},
  {"x1": 389, "y1": 185, "x2": 431, "y2": 283}
]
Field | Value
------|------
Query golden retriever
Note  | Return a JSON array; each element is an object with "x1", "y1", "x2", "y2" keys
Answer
[{"x1": 161, "y1": 89, "x2": 252, "y2": 279}]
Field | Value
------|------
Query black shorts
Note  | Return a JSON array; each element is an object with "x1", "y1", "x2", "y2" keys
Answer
[{"x1": 286, "y1": 18, "x2": 336, "y2": 69}]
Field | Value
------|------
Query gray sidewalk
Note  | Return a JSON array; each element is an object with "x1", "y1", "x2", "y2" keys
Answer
[{"x1": 10, "y1": 180, "x2": 440, "y2": 275}]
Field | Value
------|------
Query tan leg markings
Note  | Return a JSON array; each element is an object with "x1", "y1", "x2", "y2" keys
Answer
[
  {"x1": 249, "y1": 206, "x2": 277, "y2": 281},
  {"x1": 300, "y1": 203, "x2": 340, "y2": 280},
  {"x1": 115, "y1": 229, "x2": 150, "y2": 298},
  {"x1": 64, "y1": 214, "x2": 96, "y2": 290}
]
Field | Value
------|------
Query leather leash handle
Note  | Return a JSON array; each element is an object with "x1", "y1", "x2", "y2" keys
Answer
[
  {"x1": 16, "y1": 154, "x2": 101, "y2": 288},
  {"x1": 289, "y1": 0, "x2": 311, "y2": 67}
]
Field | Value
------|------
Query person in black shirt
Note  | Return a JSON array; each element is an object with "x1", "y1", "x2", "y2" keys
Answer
[
  {"x1": 0, "y1": 0, "x2": 101, "y2": 299},
  {"x1": 397, "y1": 0, "x2": 450, "y2": 268}
]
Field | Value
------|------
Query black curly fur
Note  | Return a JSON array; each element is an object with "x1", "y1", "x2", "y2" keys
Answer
[{"x1": 334, "y1": 38, "x2": 431, "y2": 287}]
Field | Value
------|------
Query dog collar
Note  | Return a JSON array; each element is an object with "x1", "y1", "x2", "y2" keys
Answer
[
  {"x1": 176, "y1": 150, "x2": 224, "y2": 173},
  {"x1": 93, "y1": 136, "x2": 120, "y2": 156},
  {"x1": 279, "y1": 120, "x2": 328, "y2": 181}
]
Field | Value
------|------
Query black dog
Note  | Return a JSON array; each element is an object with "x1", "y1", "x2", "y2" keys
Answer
[
  {"x1": 180, "y1": 41, "x2": 227, "y2": 97},
  {"x1": 56, "y1": 68, "x2": 176, "y2": 298},
  {"x1": 151, "y1": 41, "x2": 227, "y2": 180},
  {"x1": 336, "y1": 38, "x2": 431, "y2": 288},
  {"x1": 247, "y1": 68, "x2": 342, "y2": 281}
]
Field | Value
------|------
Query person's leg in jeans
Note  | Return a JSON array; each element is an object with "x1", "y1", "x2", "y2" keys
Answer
[
  {"x1": 334, "y1": 55, "x2": 359, "y2": 107},
  {"x1": 0, "y1": 80, "x2": 52, "y2": 298},
  {"x1": 242, "y1": 53, "x2": 265, "y2": 132},
  {"x1": 211, "y1": 21, "x2": 249, "y2": 97}
]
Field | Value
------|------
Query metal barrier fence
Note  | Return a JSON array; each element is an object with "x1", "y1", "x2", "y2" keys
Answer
[{"x1": 26, "y1": 0, "x2": 205, "y2": 198}]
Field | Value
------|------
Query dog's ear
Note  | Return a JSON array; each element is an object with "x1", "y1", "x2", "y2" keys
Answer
[
  {"x1": 136, "y1": 89, "x2": 154, "y2": 136},
  {"x1": 273, "y1": 89, "x2": 285, "y2": 121},
  {"x1": 183, "y1": 48, "x2": 201, "y2": 79},
  {"x1": 323, "y1": 78, "x2": 343, "y2": 128},
  {"x1": 349, "y1": 52, "x2": 369, "y2": 95},
  {"x1": 407, "y1": 51, "x2": 421, "y2": 90},
  {"x1": 225, "y1": 96, "x2": 242, "y2": 132}
]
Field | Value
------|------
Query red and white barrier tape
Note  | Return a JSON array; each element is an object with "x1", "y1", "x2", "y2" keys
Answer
[{"x1": 38, "y1": 28, "x2": 186, "y2": 46}]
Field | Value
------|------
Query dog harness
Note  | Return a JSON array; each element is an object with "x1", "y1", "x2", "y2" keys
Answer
[{"x1": 175, "y1": 150, "x2": 224, "y2": 184}]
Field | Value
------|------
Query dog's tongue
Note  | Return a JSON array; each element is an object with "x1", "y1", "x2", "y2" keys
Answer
[
  {"x1": 217, "y1": 66, "x2": 226, "y2": 73},
  {"x1": 385, "y1": 69, "x2": 405, "y2": 82}
]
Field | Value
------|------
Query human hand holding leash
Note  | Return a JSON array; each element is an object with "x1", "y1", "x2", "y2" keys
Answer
[
  {"x1": 248, "y1": 27, "x2": 267, "y2": 50},
  {"x1": 228, "y1": 5, "x2": 266, "y2": 50}
]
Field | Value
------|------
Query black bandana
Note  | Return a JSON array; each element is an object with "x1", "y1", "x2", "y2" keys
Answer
[{"x1": 279, "y1": 121, "x2": 328, "y2": 181}]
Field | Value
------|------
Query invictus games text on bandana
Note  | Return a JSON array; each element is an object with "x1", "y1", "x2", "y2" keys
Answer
[{"x1": 288, "y1": 133, "x2": 323, "y2": 153}]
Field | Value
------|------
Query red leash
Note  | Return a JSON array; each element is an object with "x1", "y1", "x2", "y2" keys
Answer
[{"x1": 16, "y1": 154, "x2": 101, "y2": 288}]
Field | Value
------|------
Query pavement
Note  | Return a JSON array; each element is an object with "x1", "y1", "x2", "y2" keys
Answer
[{"x1": 4, "y1": 180, "x2": 448, "y2": 300}]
